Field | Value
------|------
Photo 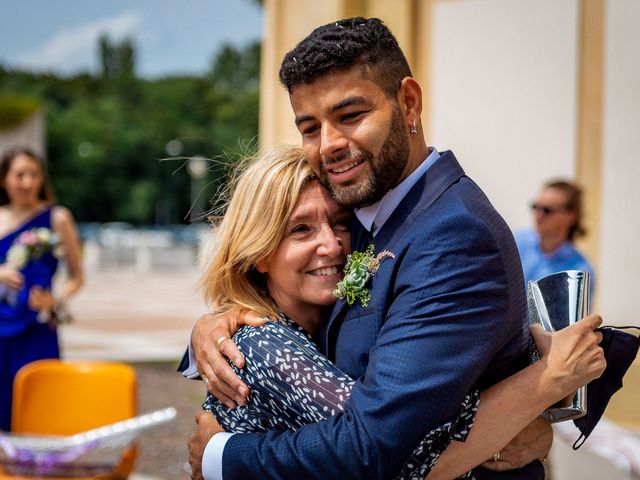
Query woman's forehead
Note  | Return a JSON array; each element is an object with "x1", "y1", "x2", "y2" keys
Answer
[{"x1": 289, "y1": 182, "x2": 346, "y2": 221}]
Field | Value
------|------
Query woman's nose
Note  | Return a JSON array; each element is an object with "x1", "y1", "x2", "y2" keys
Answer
[
  {"x1": 20, "y1": 175, "x2": 35, "y2": 188},
  {"x1": 317, "y1": 226, "x2": 342, "y2": 257}
]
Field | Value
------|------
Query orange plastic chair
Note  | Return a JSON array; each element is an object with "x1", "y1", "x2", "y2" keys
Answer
[{"x1": 0, "y1": 359, "x2": 137, "y2": 480}]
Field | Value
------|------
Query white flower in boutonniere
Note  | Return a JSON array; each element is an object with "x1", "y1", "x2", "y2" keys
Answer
[{"x1": 333, "y1": 244, "x2": 395, "y2": 308}]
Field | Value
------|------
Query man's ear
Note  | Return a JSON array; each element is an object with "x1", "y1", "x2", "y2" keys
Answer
[{"x1": 397, "y1": 77, "x2": 423, "y2": 124}]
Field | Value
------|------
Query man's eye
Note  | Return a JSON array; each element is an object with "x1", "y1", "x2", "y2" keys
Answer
[
  {"x1": 341, "y1": 111, "x2": 365, "y2": 122},
  {"x1": 302, "y1": 125, "x2": 319, "y2": 136},
  {"x1": 332, "y1": 220, "x2": 351, "y2": 232}
]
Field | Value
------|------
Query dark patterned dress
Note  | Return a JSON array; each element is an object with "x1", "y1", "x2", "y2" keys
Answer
[{"x1": 203, "y1": 314, "x2": 479, "y2": 479}]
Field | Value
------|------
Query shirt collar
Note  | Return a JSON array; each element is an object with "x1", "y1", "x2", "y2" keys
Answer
[{"x1": 355, "y1": 148, "x2": 440, "y2": 236}]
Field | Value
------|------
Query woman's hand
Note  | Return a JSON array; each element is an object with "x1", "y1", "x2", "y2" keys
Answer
[
  {"x1": 188, "y1": 411, "x2": 224, "y2": 480},
  {"x1": 532, "y1": 314, "x2": 606, "y2": 402},
  {"x1": 193, "y1": 310, "x2": 266, "y2": 408},
  {"x1": 28, "y1": 285, "x2": 55, "y2": 311},
  {"x1": 480, "y1": 416, "x2": 552, "y2": 471},
  {"x1": 0, "y1": 264, "x2": 24, "y2": 290}
]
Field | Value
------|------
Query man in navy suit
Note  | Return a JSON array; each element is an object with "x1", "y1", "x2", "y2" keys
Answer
[{"x1": 186, "y1": 17, "x2": 550, "y2": 479}]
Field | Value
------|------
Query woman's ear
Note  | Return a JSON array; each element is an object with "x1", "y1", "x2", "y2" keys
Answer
[
  {"x1": 255, "y1": 260, "x2": 268, "y2": 274},
  {"x1": 398, "y1": 76, "x2": 423, "y2": 124}
]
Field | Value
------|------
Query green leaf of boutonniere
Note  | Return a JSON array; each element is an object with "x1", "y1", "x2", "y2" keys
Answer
[{"x1": 334, "y1": 244, "x2": 395, "y2": 308}]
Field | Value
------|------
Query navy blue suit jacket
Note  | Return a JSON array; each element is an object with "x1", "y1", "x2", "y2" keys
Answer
[{"x1": 222, "y1": 151, "x2": 538, "y2": 479}]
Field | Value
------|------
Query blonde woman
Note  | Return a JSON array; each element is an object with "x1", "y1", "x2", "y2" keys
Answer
[{"x1": 189, "y1": 146, "x2": 604, "y2": 479}]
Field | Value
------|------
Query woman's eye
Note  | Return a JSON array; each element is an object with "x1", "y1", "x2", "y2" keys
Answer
[{"x1": 291, "y1": 224, "x2": 310, "y2": 234}]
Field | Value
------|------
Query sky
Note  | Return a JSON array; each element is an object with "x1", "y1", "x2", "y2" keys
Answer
[{"x1": 0, "y1": 0, "x2": 263, "y2": 78}]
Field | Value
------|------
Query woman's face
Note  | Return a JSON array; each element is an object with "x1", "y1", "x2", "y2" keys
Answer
[
  {"x1": 259, "y1": 181, "x2": 352, "y2": 323},
  {"x1": 2, "y1": 154, "x2": 44, "y2": 206},
  {"x1": 533, "y1": 187, "x2": 575, "y2": 240}
]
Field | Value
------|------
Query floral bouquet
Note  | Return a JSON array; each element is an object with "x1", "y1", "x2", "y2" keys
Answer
[{"x1": 0, "y1": 227, "x2": 58, "y2": 306}]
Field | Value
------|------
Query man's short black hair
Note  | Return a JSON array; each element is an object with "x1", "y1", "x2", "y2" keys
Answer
[{"x1": 279, "y1": 17, "x2": 412, "y2": 97}]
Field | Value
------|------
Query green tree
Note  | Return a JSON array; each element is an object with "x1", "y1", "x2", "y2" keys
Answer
[{"x1": 0, "y1": 37, "x2": 261, "y2": 225}]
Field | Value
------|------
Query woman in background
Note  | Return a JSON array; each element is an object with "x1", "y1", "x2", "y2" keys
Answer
[
  {"x1": 516, "y1": 179, "x2": 595, "y2": 295},
  {"x1": 0, "y1": 148, "x2": 84, "y2": 431}
]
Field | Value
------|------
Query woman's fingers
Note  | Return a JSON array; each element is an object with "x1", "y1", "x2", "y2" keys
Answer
[
  {"x1": 535, "y1": 313, "x2": 607, "y2": 400},
  {"x1": 530, "y1": 324, "x2": 551, "y2": 357},
  {"x1": 1, "y1": 268, "x2": 24, "y2": 289}
]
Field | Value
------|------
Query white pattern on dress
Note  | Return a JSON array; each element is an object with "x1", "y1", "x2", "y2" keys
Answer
[{"x1": 203, "y1": 314, "x2": 478, "y2": 479}]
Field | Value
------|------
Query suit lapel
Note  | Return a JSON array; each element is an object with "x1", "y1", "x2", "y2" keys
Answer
[
  {"x1": 321, "y1": 151, "x2": 465, "y2": 358},
  {"x1": 320, "y1": 219, "x2": 368, "y2": 357},
  {"x1": 374, "y1": 151, "x2": 465, "y2": 252}
]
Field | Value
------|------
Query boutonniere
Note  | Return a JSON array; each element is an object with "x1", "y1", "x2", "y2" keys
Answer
[{"x1": 334, "y1": 244, "x2": 395, "y2": 308}]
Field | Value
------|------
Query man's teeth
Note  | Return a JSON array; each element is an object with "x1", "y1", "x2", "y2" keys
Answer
[
  {"x1": 331, "y1": 160, "x2": 360, "y2": 173},
  {"x1": 310, "y1": 267, "x2": 340, "y2": 276}
]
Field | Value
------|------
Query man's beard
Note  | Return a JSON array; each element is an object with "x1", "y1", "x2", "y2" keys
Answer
[{"x1": 320, "y1": 106, "x2": 410, "y2": 209}]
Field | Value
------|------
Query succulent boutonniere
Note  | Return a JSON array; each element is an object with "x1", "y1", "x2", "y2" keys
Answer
[{"x1": 333, "y1": 244, "x2": 395, "y2": 308}]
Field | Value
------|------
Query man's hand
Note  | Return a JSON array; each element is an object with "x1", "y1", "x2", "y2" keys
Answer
[
  {"x1": 193, "y1": 310, "x2": 266, "y2": 407},
  {"x1": 532, "y1": 313, "x2": 606, "y2": 401},
  {"x1": 188, "y1": 411, "x2": 224, "y2": 480},
  {"x1": 481, "y1": 416, "x2": 552, "y2": 471}
]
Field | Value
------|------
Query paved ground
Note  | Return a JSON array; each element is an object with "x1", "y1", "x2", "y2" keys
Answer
[
  {"x1": 53, "y1": 266, "x2": 640, "y2": 479},
  {"x1": 59, "y1": 268, "x2": 207, "y2": 362}
]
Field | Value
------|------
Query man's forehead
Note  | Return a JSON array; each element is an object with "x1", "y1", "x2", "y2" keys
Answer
[
  {"x1": 292, "y1": 66, "x2": 380, "y2": 96},
  {"x1": 290, "y1": 70, "x2": 382, "y2": 115}
]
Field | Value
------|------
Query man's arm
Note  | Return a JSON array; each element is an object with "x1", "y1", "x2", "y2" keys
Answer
[
  {"x1": 179, "y1": 312, "x2": 265, "y2": 407},
  {"x1": 190, "y1": 317, "x2": 604, "y2": 479}
]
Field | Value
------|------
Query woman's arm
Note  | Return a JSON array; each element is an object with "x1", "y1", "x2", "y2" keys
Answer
[
  {"x1": 427, "y1": 315, "x2": 606, "y2": 480},
  {"x1": 52, "y1": 206, "x2": 84, "y2": 301}
]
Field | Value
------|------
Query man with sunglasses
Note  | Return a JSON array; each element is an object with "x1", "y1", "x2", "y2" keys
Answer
[{"x1": 515, "y1": 179, "x2": 595, "y2": 295}]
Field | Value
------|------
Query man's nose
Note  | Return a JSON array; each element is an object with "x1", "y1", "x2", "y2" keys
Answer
[{"x1": 319, "y1": 123, "x2": 348, "y2": 158}]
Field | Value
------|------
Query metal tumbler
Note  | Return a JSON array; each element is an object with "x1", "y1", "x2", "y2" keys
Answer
[{"x1": 528, "y1": 270, "x2": 590, "y2": 422}]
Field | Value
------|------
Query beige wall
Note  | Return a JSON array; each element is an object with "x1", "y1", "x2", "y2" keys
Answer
[
  {"x1": 428, "y1": 0, "x2": 579, "y2": 232},
  {"x1": 260, "y1": 0, "x2": 639, "y2": 326},
  {"x1": 599, "y1": 0, "x2": 640, "y2": 326}
]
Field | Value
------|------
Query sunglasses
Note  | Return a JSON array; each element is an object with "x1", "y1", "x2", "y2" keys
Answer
[{"x1": 530, "y1": 203, "x2": 569, "y2": 215}]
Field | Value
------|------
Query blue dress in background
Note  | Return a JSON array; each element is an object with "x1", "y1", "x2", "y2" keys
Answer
[{"x1": 0, "y1": 206, "x2": 60, "y2": 431}]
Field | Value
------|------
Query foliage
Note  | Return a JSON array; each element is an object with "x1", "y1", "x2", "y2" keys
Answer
[
  {"x1": 0, "y1": 37, "x2": 261, "y2": 224},
  {"x1": 0, "y1": 94, "x2": 40, "y2": 130}
]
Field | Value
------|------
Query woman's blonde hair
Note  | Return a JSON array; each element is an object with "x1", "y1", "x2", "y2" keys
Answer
[{"x1": 200, "y1": 146, "x2": 316, "y2": 319}]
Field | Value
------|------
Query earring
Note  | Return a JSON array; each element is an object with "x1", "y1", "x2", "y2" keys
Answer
[{"x1": 409, "y1": 121, "x2": 417, "y2": 135}]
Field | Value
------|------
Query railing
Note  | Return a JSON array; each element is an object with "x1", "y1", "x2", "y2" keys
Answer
[{"x1": 78, "y1": 222, "x2": 211, "y2": 273}]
